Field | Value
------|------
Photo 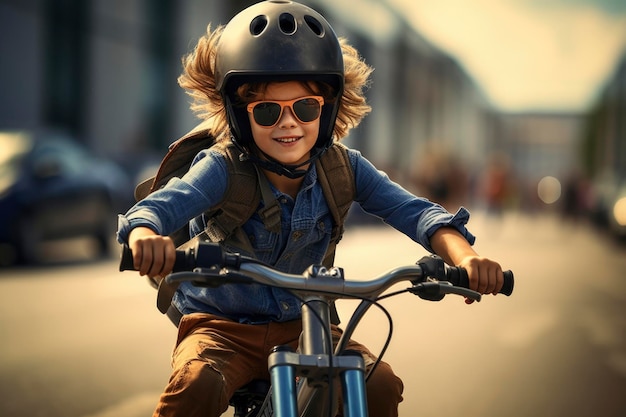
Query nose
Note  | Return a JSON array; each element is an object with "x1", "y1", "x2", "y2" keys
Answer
[{"x1": 278, "y1": 106, "x2": 298, "y2": 128}]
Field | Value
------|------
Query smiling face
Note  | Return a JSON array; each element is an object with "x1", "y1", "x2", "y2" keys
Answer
[{"x1": 247, "y1": 81, "x2": 321, "y2": 167}]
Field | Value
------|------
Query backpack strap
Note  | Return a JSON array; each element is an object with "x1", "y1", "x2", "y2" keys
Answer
[
  {"x1": 255, "y1": 165, "x2": 282, "y2": 234},
  {"x1": 201, "y1": 143, "x2": 261, "y2": 241},
  {"x1": 315, "y1": 142, "x2": 355, "y2": 268}
]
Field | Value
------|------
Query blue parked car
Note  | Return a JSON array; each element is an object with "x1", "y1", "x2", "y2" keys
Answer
[{"x1": 0, "y1": 130, "x2": 133, "y2": 265}]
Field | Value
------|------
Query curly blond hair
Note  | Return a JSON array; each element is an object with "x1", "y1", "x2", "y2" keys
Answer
[{"x1": 178, "y1": 25, "x2": 373, "y2": 142}]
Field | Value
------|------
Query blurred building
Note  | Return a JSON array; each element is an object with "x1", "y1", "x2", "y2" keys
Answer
[
  {"x1": 0, "y1": 0, "x2": 591, "y2": 211},
  {"x1": 582, "y1": 48, "x2": 626, "y2": 183},
  {"x1": 580, "y1": 47, "x2": 626, "y2": 233}
]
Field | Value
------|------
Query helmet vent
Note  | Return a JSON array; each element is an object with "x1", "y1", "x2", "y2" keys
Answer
[
  {"x1": 278, "y1": 13, "x2": 297, "y2": 35},
  {"x1": 304, "y1": 15, "x2": 324, "y2": 37},
  {"x1": 250, "y1": 15, "x2": 268, "y2": 36}
]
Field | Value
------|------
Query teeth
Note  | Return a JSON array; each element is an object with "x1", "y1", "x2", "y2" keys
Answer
[{"x1": 275, "y1": 137, "x2": 300, "y2": 143}]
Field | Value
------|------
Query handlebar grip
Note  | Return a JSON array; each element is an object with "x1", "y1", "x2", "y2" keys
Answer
[
  {"x1": 119, "y1": 244, "x2": 135, "y2": 271},
  {"x1": 447, "y1": 267, "x2": 514, "y2": 296},
  {"x1": 502, "y1": 271, "x2": 514, "y2": 296},
  {"x1": 118, "y1": 244, "x2": 196, "y2": 272}
]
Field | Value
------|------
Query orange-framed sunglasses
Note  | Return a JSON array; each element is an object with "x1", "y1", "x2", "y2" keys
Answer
[{"x1": 246, "y1": 96, "x2": 324, "y2": 128}]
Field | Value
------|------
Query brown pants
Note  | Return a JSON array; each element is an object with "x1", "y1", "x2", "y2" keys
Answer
[{"x1": 153, "y1": 313, "x2": 404, "y2": 417}]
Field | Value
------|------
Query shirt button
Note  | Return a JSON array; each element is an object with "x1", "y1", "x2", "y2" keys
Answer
[
  {"x1": 280, "y1": 197, "x2": 288, "y2": 204},
  {"x1": 281, "y1": 301, "x2": 290, "y2": 310},
  {"x1": 292, "y1": 231, "x2": 303, "y2": 240}
]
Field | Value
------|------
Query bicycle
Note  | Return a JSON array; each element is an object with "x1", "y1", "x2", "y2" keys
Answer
[{"x1": 120, "y1": 241, "x2": 514, "y2": 417}]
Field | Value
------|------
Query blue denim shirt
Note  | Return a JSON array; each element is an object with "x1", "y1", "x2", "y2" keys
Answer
[{"x1": 117, "y1": 146, "x2": 475, "y2": 323}]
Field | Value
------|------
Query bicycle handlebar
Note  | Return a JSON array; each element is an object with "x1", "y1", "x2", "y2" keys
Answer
[{"x1": 119, "y1": 242, "x2": 514, "y2": 300}]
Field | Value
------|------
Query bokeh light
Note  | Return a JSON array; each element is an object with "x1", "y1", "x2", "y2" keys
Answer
[
  {"x1": 614, "y1": 197, "x2": 626, "y2": 226},
  {"x1": 537, "y1": 176, "x2": 562, "y2": 204}
]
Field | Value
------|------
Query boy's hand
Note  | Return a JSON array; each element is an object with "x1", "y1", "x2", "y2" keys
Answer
[
  {"x1": 457, "y1": 256, "x2": 504, "y2": 304},
  {"x1": 429, "y1": 227, "x2": 504, "y2": 304},
  {"x1": 128, "y1": 227, "x2": 176, "y2": 279}
]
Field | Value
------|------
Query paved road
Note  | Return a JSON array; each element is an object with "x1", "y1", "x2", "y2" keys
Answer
[{"x1": 1, "y1": 211, "x2": 625, "y2": 417}]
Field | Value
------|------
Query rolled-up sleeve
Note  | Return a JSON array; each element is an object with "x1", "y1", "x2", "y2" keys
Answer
[
  {"x1": 116, "y1": 210, "x2": 166, "y2": 244},
  {"x1": 419, "y1": 206, "x2": 475, "y2": 252}
]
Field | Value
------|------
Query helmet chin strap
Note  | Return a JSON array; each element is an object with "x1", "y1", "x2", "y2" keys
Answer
[{"x1": 232, "y1": 136, "x2": 330, "y2": 179}]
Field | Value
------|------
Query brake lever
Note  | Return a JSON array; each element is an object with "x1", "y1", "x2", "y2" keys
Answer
[
  {"x1": 408, "y1": 281, "x2": 481, "y2": 302},
  {"x1": 439, "y1": 282, "x2": 482, "y2": 302}
]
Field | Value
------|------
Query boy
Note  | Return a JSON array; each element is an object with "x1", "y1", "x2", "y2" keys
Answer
[{"x1": 117, "y1": 2, "x2": 504, "y2": 416}]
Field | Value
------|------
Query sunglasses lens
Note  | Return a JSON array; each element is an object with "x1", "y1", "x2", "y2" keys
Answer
[
  {"x1": 253, "y1": 102, "x2": 282, "y2": 126},
  {"x1": 293, "y1": 98, "x2": 322, "y2": 122}
]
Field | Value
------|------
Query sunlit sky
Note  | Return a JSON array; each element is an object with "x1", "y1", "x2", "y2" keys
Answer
[{"x1": 386, "y1": 0, "x2": 626, "y2": 112}]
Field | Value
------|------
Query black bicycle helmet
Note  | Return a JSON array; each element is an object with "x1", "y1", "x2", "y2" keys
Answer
[{"x1": 215, "y1": 0, "x2": 344, "y2": 178}]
